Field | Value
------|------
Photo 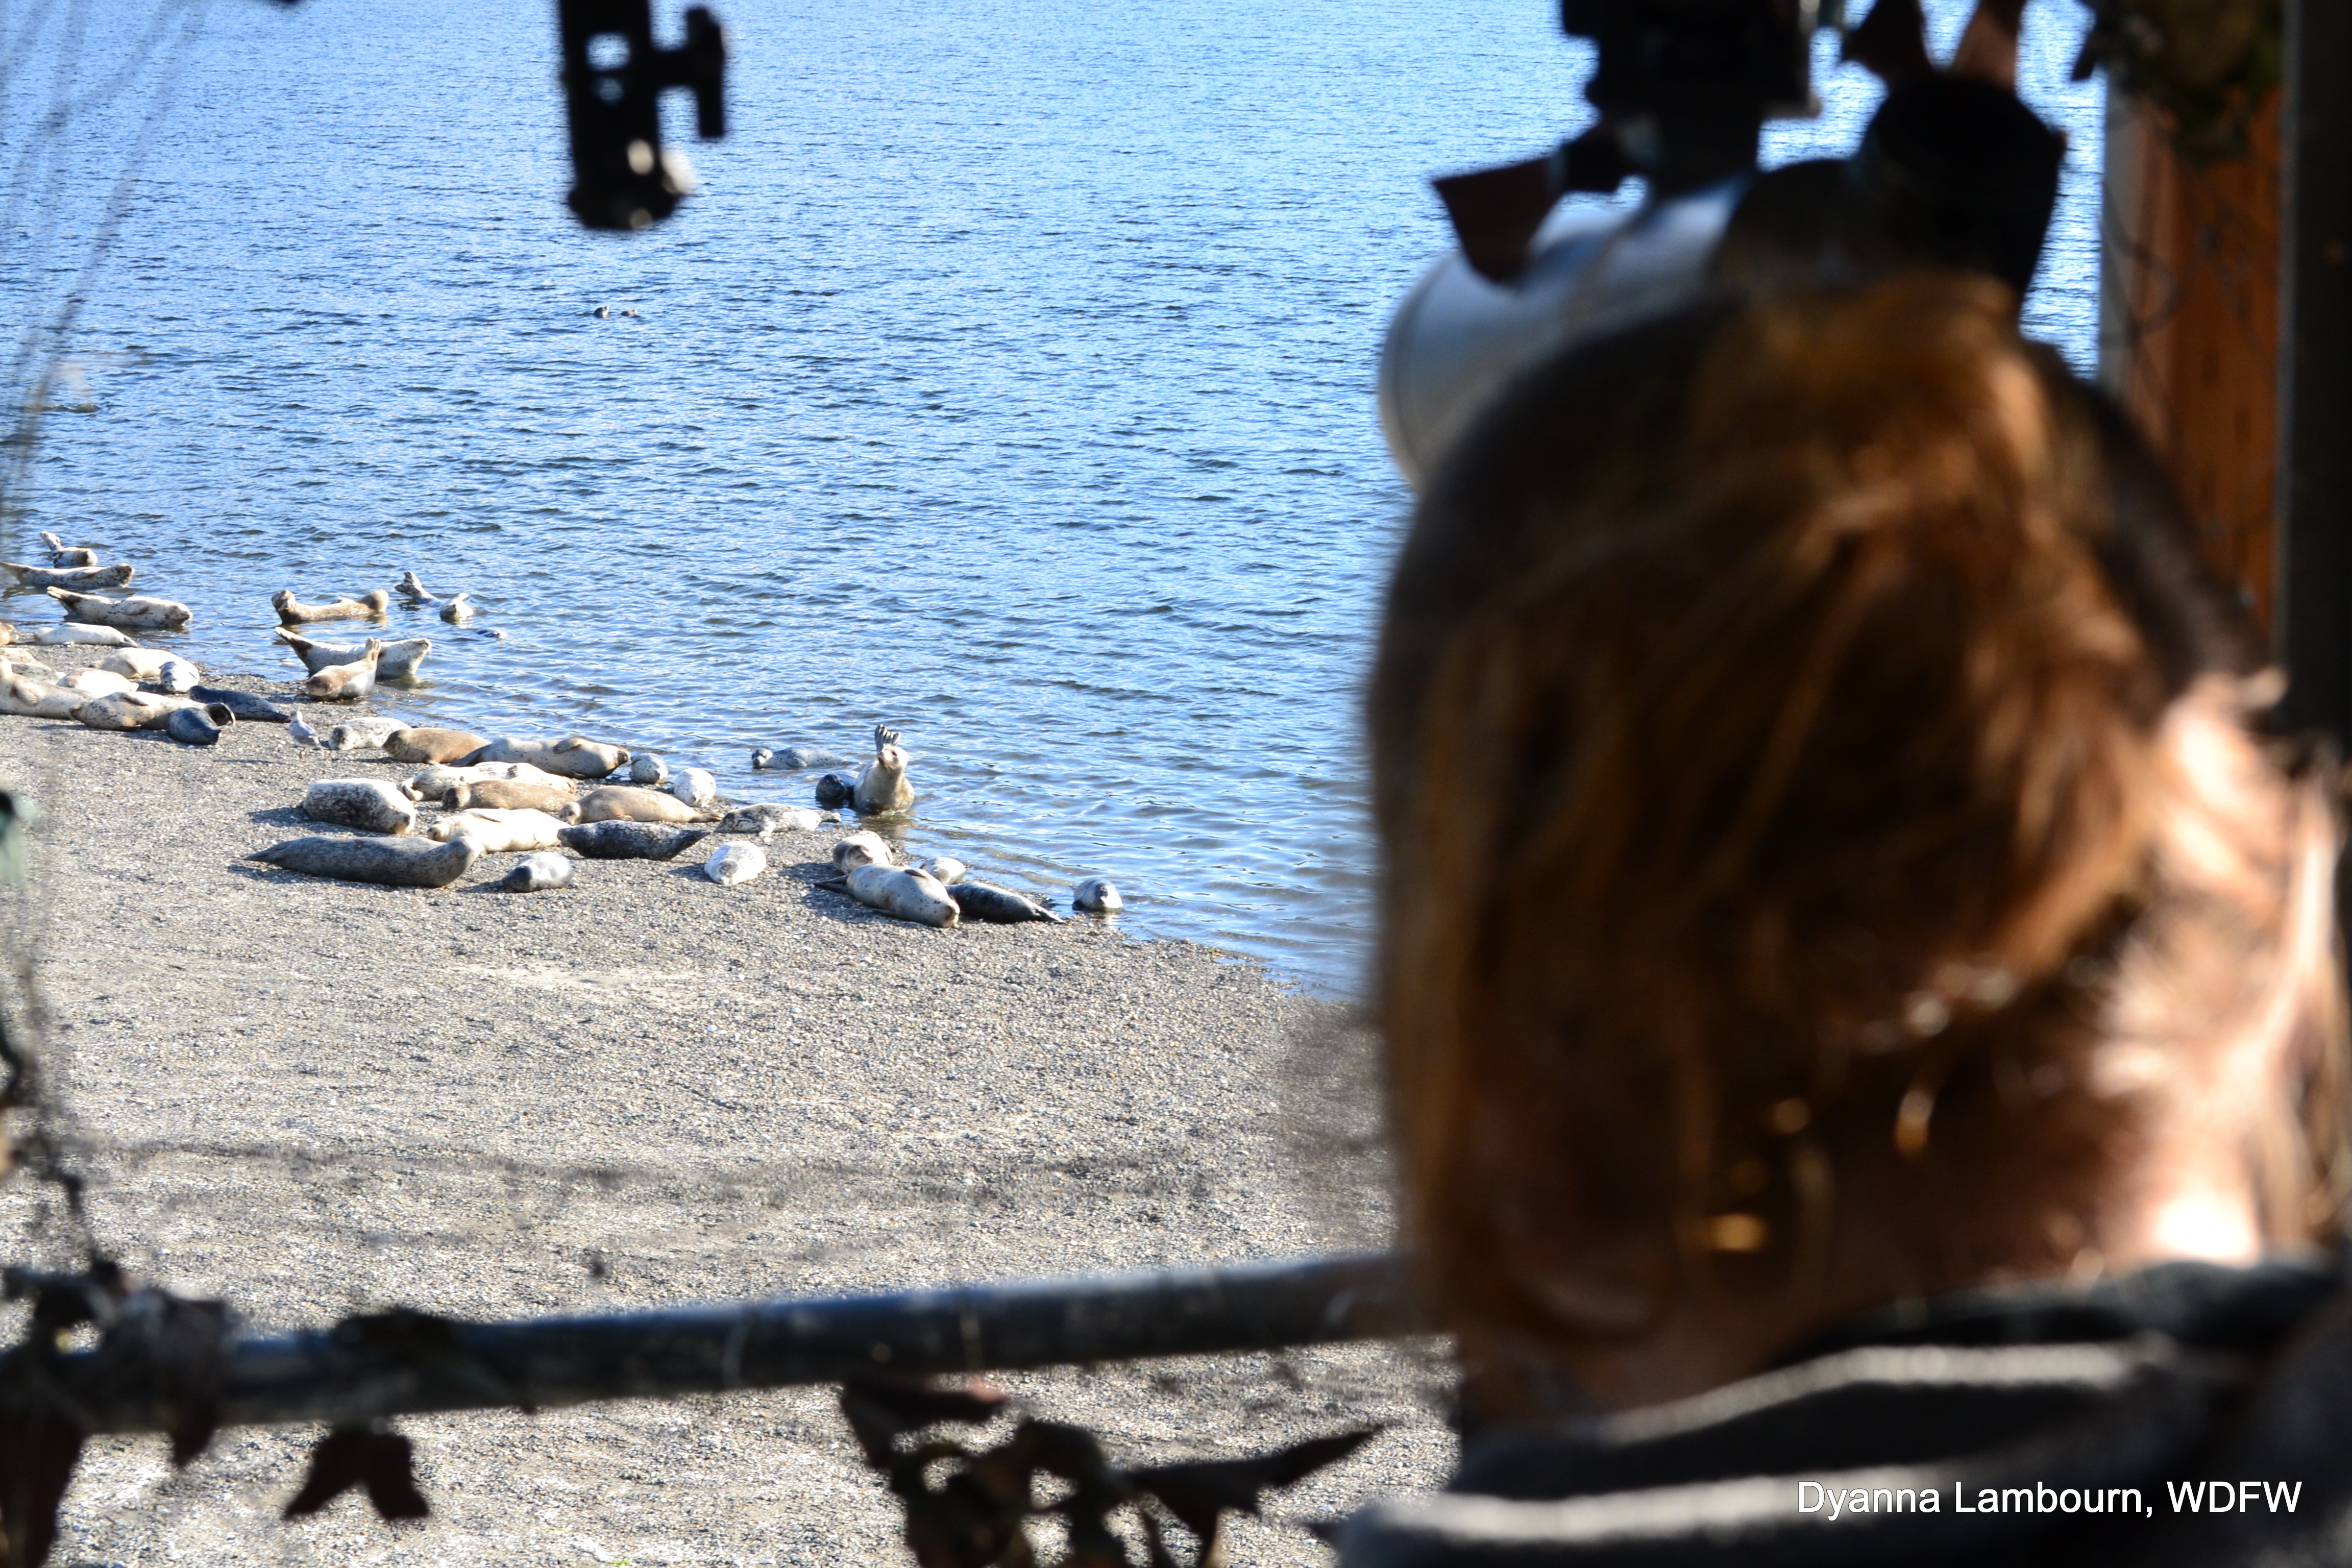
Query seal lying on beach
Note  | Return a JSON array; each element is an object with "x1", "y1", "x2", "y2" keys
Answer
[
  {"x1": 48, "y1": 587, "x2": 191, "y2": 630},
  {"x1": 774, "y1": 744, "x2": 859, "y2": 770},
  {"x1": 305, "y1": 642, "x2": 382, "y2": 702},
  {"x1": 397, "y1": 571, "x2": 438, "y2": 603},
  {"x1": 832, "y1": 830, "x2": 893, "y2": 873},
  {"x1": 853, "y1": 724, "x2": 916, "y2": 814},
  {"x1": 302, "y1": 779, "x2": 417, "y2": 835},
  {"x1": 1072, "y1": 876, "x2": 1124, "y2": 913},
  {"x1": 841, "y1": 864, "x2": 958, "y2": 927},
  {"x1": 921, "y1": 857, "x2": 967, "y2": 886},
  {"x1": 628, "y1": 755, "x2": 669, "y2": 787},
  {"x1": 556, "y1": 820, "x2": 709, "y2": 860},
  {"x1": 145, "y1": 657, "x2": 201, "y2": 694},
  {"x1": 325, "y1": 716, "x2": 403, "y2": 752},
  {"x1": 499, "y1": 851, "x2": 573, "y2": 892},
  {"x1": 401, "y1": 761, "x2": 568, "y2": 802},
  {"x1": 79, "y1": 693, "x2": 222, "y2": 731},
  {"x1": 3, "y1": 561, "x2": 131, "y2": 591},
  {"x1": 669, "y1": 768, "x2": 718, "y2": 808},
  {"x1": 26, "y1": 623, "x2": 133, "y2": 647},
  {"x1": 464, "y1": 734, "x2": 630, "y2": 779},
  {"x1": 948, "y1": 881, "x2": 1063, "y2": 924},
  {"x1": 572, "y1": 785, "x2": 707, "y2": 825},
  {"x1": 274, "y1": 630, "x2": 432, "y2": 683},
  {"x1": 188, "y1": 685, "x2": 290, "y2": 722},
  {"x1": 427, "y1": 807, "x2": 565, "y2": 852},
  {"x1": 100, "y1": 648, "x2": 175, "y2": 681},
  {"x1": 0, "y1": 678, "x2": 85, "y2": 719},
  {"x1": 165, "y1": 705, "x2": 226, "y2": 746},
  {"x1": 814, "y1": 772, "x2": 854, "y2": 808},
  {"x1": 274, "y1": 588, "x2": 390, "y2": 625},
  {"x1": 383, "y1": 726, "x2": 486, "y2": 765},
  {"x1": 63, "y1": 669, "x2": 134, "y2": 699},
  {"x1": 702, "y1": 843, "x2": 767, "y2": 886},
  {"x1": 38, "y1": 533, "x2": 97, "y2": 568},
  {"x1": 439, "y1": 593, "x2": 476, "y2": 625},
  {"x1": 447, "y1": 777, "x2": 578, "y2": 814},
  {"x1": 717, "y1": 803, "x2": 829, "y2": 838},
  {"x1": 248, "y1": 833, "x2": 480, "y2": 889}
]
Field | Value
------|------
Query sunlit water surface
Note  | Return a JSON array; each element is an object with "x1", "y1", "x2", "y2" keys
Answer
[{"x1": 4, "y1": 0, "x2": 2104, "y2": 994}]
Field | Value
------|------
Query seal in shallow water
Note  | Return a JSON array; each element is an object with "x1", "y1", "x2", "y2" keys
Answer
[
  {"x1": 26, "y1": 623, "x2": 133, "y2": 647},
  {"x1": 302, "y1": 778, "x2": 417, "y2": 835},
  {"x1": 274, "y1": 588, "x2": 389, "y2": 625},
  {"x1": 499, "y1": 852, "x2": 573, "y2": 892},
  {"x1": 702, "y1": 843, "x2": 768, "y2": 886},
  {"x1": 853, "y1": 724, "x2": 916, "y2": 814},
  {"x1": 1072, "y1": 876, "x2": 1123, "y2": 913},
  {"x1": 814, "y1": 772, "x2": 854, "y2": 808},
  {"x1": 38, "y1": 532, "x2": 97, "y2": 568},
  {"x1": 555, "y1": 820, "x2": 709, "y2": 860},
  {"x1": 274, "y1": 630, "x2": 432, "y2": 683},
  {"x1": 397, "y1": 571, "x2": 438, "y2": 603},
  {"x1": 248, "y1": 833, "x2": 480, "y2": 888},
  {"x1": 439, "y1": 593, "x2": 476, "y2": 625},
  {"x1": 3, "y1": 560, "x2": 131, "y2": 591}
]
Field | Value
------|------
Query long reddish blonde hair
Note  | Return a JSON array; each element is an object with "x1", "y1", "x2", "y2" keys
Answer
[{"x1": 1370, "y1": 274, "x2": 2346, "y2": 1385}]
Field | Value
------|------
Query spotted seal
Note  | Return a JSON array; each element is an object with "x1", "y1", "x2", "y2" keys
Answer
[
  {"x1": 439, "y1": 593, "x2": 476, "y2": 625},
  {"x1": 831, "y1": 830, "x2": 893, "y2": 873},
  {"x1": 27, "y1": 623, "x2": 133, "y2": 648},
  {"x1": 841, "y1": 865, "x2": 958, "y2": 927},
  {"x1": 448, "y1": 777, "x2": 578, "y2": 814},
  {"x1": 302, "y1": 778, "x2": 418, "y2": 835},
  {"x1": 555, "y1": 820, "x2": 710, "y2": 860},
  {"x1": 499, "y1": 852, "x2": 573, "y2": 892},
  {"x1": 248, "y1": 833, "x2": 481, "y2": 888},
  {"x1": 702, "y1": 843, "x2": 768, "y2": 886},
  {"x1": 48, "y1": 587, "x2": 190, "y2": 630},
  {"x1": 920, "y1": 857, "x2": 968, "y2": 886},
  {"x1": 1072, "y1": 876, "x2": 1124, "y2": 913},
  {"x1": 4, "y1": 561, "x2": 130, "y2": 591},
  {"x1": 853, "y1": 724, "x2": 915, "y2": 814},
  {"x1": 383, "y1": 726, "x2": 487, "y2": 765},
  {"x1": 305, "y1": 642, "x2": 383, "y2": 702},
  {"x1": 274, "y1": 588, "x2": 390, "y2": 626},
  {"x1": 190, "y1": 686, "x2": 291, "y2": 723},
  {"x1": 397, "y1": 571, "x2": 439, "y2": 603},
  {"x1": 669, "y1": 767, "x2": 718, "y2": 808},
  {"x1": 463, "y1": 734, "x2": 630, "y2": 779},
  {"x1": 38, "y1": 533, "x2": 97, "y2": 568},
  {"x1": 717, "y1": 803, "x2": 830, "y2": 838},
  {"x1": 325, "y1": 716, "x2": 404, "y2": 752},
  {"x1": 629, "y1": 754, "x2": 670, "y2": 787}
]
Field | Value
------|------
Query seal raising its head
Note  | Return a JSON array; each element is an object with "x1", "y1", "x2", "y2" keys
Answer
[
  {"x1": 853, "y1": 724, "x2": 916, "y2": 815},
  {"x1": 397, "y1": 571, "x2": 438, "y2": 603},
  {"x1": 274, "y1": 588, "x2": 390, "y2": 626},
  {"x1": 305, "y1": 640, "x2": 383, "y2": 702},
  {"x1": 50, "y1": 587, "x2": 190, "y2": 630},
  {"x1": 275, "y1": 630, "x2": 432, "y2": 683},
  {"x1": 1072, "y1": 876, "x2": 1124, "y2": 913},
  {"x1": 440, "y1": 593, "x2": 476, "y2": 625}
]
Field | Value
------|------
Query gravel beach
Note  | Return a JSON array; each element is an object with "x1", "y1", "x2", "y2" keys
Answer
[{"x1": 0, "y1": 646, "x2": 1454, "y2": 1565}]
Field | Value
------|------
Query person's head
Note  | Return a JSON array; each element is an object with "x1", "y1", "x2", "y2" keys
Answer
[{"x1": 1369, "y1": 272, "x2": 2347, "y2": 1413}]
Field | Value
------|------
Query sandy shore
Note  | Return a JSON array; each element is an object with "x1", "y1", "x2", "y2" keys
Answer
[{"x1": 0, "y1": 645, "x2": 1453, "y2": 1565}]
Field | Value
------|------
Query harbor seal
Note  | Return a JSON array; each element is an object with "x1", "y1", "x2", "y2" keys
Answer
[
  {"x1": 717, "y1": 803, "x2": 829, "y2": 838},
  {"x1": 669, "y1": 767, "x2": 717, "y2": 808},
  {"x1": 144, "y1": 657, "x2": 201, "y2": 694},
  {"x1": 99, "y1": 648, "x2": 175, "y2": 680},
  {"x1": 439, "y1": 593, "x2": 476, "y2": 625},
  {"x1": 920, "y1": 856, "x2": 968, "y2": 886},
  {"x1": 463, "y1": 734, "x2": 630, "y2": 779},
  {"x1": 78, "y1": 691, "x2": 207, "y2": 730},
  {"x1": 948, "y1": 881, "x2": 1064, "y2": 924},
  {"x1": 26, "y1": 623, "x2": 133, "y2": 647},
  {"x1": 48, "y1": 587, "x2": 191, "y2": 630},
  {"x1": 305, "y1": 641, "x2": 382, "y2": 702},
  {"x1": 383, "y1": 726, "x2": 487, "y2": 765},
  {"x1": 853, "y1": 724, "x2": 916, "y2": 814},
  {"x1": 749, "y1": 749, "x2": 775, "y2": 770},
  {"x1": 628, "y1": 755, "x2": 670, "y2": 787},
  {"x1": 38, "y1": 533, "x2": 97, "y2": 568},
  {"x1": 402, "y1": 761, "x2": 568, "y2": 801},
  {"x1": 499, "y1": 852, "x2": 573, "y2": 892},
  {"x1": 397, "y1": 571, "x2": 438, "y2": 603},
  {"x1": 274, "y1": 630, "x2": 432, "y2": 683},
  {"x1": 832, "y1": 830, "x2": 893, "y2": 873},
  {"x1": 814, "y1": 772, "x2": 854, "y2": 808},
  {"x1": 555, "y1": 820, "x2": 709, "y2": 860},
  {"x1": 572, "y1": 785, "x2": 708, "y2": 824},
  {"x1": 248, "y1": 832, "x2": 481, "y2": 889},
  {"x1": 3, "y1": 561, "x2": 131, "y2": 591},
  {"x1": 1072, "y1": 876, "x2": 1124, "y2": 913},
  {"x1": 325, "y1": 716, "x2": 404, "y2": 752},
  {"x1": 165, "y1": 705, "x2": 226, "y2": 746},
  {"x1": 1, "y1": 678, "x2": 84, "y2": 719},
  {"x1": 447, "y1": 777, "x2": 578, "y2": 814},
  {"x1": 843, "y1": 864, "x2": 959, "y2": 928},
  {"x1": 427, "y1": 807, "x2": 566, "y2": 852},
  {"x1": 274, "y1": 588, "x2": 390, "y2": 625},
  {"x1": 302, "y1": 778, "x2": 418, "y2": 835},
  {"x1": 702, "y1": 843, "x2": 768, "y2": 886},
  {"x1": 190, "y1": 685, "x2": 290, "y2": 722},
  {"x1": 62, "y1": 668, "x2": 134, "y2": 699}
]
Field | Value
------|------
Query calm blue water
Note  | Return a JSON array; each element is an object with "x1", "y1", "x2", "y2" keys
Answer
[{"x1": 2, "y1": 0, "x2": 2104, "y2": 994}]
